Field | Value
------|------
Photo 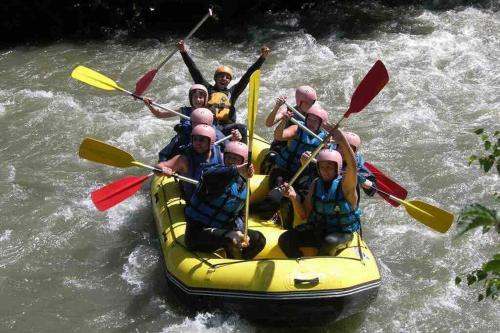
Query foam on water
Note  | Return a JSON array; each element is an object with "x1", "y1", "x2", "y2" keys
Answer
[
  {"x1": 121, "y1": 245, "x2": 158, "y2": 295},
  {"x1": 163, "y1": 312, "x2": 254, "y2": 333}
]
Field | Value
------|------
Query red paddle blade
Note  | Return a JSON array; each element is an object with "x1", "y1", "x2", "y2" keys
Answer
[
  {"x1": 345, "y1": 60, "x2": 389, "y2": 118},
  {"x1": 364, "y1": 161, "x2": 408, "y2": 207},
  {"x1": 134, "y1": 69, "x2": 158, "y2": 96},
  {"x1": 91, "y1": 175, "x2": 150, "y2": 211}
]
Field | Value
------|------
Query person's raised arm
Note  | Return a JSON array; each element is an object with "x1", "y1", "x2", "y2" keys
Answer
[
  {"x1": 230, "y1": 46, "x2": 270, "y2": 103},
  {"x1": 177, "y1": 40, "x2": 210, "y2": 87},
  {"x1": 329, "y1": 128, "x2": 358, "y2": 207},
  {"x1": 274, "y1": 111, "x2": 298, "y2": 141},
  {"x1": 265, "y1": 96, "x2": 287, "y2": 127}
]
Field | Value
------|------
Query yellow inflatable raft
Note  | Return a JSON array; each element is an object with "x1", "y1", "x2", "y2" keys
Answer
[{"x1": 150, "y1": 135, "x2": 381, "y2": 323}]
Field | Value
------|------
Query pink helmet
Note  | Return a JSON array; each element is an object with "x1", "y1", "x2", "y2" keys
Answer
[
  {"x1": 224, "y1": 141, "x2": 249, "y2": 163},
  {"x1": 295, "y1": 85, "x2": 317, "y2": 106},
  {"x1": 344, "y1": 131, "x2": 361, "y2": 150},
  {"x1": 316, "y1": 149, "x2": 343, "y2": 176},
  {"x1": 188, "y1": 84, "x2": 208, "y2": 106},
  {"x1": 306, "y1": 105, "x2": 328, "y2": 125},
  {"x1": 191, "y1": 124, "x2": 216, "y2": 145},
  {"x1": 190, "y1": 108, "x2": 214, "y2": 125}
]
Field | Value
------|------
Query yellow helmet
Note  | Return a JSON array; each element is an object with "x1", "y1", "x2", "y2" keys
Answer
[{"x1": 214, "y1": 65, "x2": 233, "y2": 80}]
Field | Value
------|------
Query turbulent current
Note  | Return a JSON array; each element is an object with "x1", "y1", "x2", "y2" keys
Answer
[{"x1": 0, "y1": 5, "x2": 499, "y2": 333}]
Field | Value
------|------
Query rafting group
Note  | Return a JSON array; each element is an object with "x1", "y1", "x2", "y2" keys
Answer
[
  {"x1": 72, "y1": 12, "x2": 455, "y2": 319},
  {"x1": 137, "y1": 38, "x2": 381, "y2": 260}
]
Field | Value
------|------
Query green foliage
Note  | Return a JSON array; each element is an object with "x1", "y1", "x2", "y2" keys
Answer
[
  {"x1": 467, "y1": 128, "x2": 500, "y2": 174},
  {"x1": 455, "y1": 128, "x2": 499, "y2": 301},
  {"x1": 455, "y1": 255, "x2": 500, "y2": 301},
  {"x1": 457, "y1": 204, "x2": 499, "y2": 236}
]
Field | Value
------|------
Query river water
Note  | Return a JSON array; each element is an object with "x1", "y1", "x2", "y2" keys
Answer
[{"x1": 1, "y1": 5, "x2": 499, "y2": 333}]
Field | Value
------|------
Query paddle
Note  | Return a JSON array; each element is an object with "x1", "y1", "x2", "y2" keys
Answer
[
  {"x1": 92, "y1": 173, "x2": 153, "y2": 211},
  {"x1": 364, "y1": 162, "x2": 408, "y2": 207},
  {"x1": 244, "y1": 70, "x2": 260, "y2": 243},
  {"x1": 79, "y1": 137, "x2": 198, "y2": 181},
  {"x1": 281, "y1": 116, "x2": 407, "y2": 205},
  {"x1": 371, "y1": 187, "x2": 453, "y2": 233},
  {"x1": 134, "y1": 8, "x2": 213, "y2": 96},
  {"x1": 86, "y1": 133, "x2": 235, "y2": 211},
  {"x1": 71, "y1": 65, "x2": 190, "y2": 120},
  {"x1": 288, "y1": 60, "x2": 390, "y2": 186}
]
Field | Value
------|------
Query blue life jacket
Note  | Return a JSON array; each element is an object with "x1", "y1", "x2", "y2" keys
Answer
[
  {"x1": 185, "y1": 168, "x2": 246, "y2": 229},
  {"x1": 181, "y1": 145, "x2": 223, "y2": 201},
  {"x1": 309, "y1": 177, "x2": 361, "y2": 233},
  {"x1": 275, "y1": 124, "x2": 327, "y2": 173}
]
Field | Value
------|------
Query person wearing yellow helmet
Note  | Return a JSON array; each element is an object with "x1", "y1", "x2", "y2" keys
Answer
[{"x1": 176, "y1": 39, "x2": 270, "y2": 142}]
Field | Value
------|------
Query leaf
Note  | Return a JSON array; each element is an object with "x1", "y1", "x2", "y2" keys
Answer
[
  {"x1": 456, "y1": 204, "x2": 498, "y2": 236},
  {"x1": 467, "y1": 274, "x2": 477, "y2": 285},
  {"x1": 482, "y1": 259, "x2": 500, "y2": 273},
  {"x1": 455, "y1": 276, "x2": 462, "y2": 285},
  {"x1": 478, "y1": 293, "x2": 484, "y2": 301},
  {"x1": 494, "y1": 130, "x2": 499, "y2": 137},
  {"x1": 480, "y1": 134, "x2": 488, "y2": 142},
  {"x1": 474, "y1": 128, "x2": 484, "y2": 135},
  {"x1": 480, "y1": 157, "x2": 493, "y2": 172},
  {"x1": 467, "y1": 155, "x2": 478, "y2": 165},
  {"x1": 494, "y1": 254, "x2": 500, "y2": 261},
  {"x1": 476, "y1": 270, "x2": 488, "y2": 281},
  {"x1": 484, "y1": 141, "x2": 491, "y2": 150}
]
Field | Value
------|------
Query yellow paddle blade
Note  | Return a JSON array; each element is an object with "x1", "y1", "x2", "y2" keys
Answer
[
  {"x1": 403, "y1": 199, "x2": 454, "y2": 233},
  {"x1": 79, "y1": 138, "x2": 135, "y2": 168},
  {"x1": 247, "y1": 70, "x2": 261, "y2": 143},
  {"x1": 71, "y1": 66, "x2": 123, "y2": 92}
]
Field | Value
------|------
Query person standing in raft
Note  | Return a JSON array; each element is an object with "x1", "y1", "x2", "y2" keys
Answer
[
  {"x1": 176, "y1": 39, "x2": 270, "y2": 142},
  {"x1": 278, "y1": 128, "x2": 361, "y2": 258},
  {"x1": 154, "y1": 124, "x2": 223, "y2": 202},
  {"x1": 185, "y1": 141, "x2": 266, "y2": 259},
  {"x1": 261, "y1": 86, "x2": 318, "y2": 173}
]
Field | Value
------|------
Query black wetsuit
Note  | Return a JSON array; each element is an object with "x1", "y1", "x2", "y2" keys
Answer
[{"x1": 180, "y1": 51, "x2": 266, "y2": 142}]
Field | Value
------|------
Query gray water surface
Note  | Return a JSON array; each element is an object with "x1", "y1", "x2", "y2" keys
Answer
[{"x1": 0, "y1": 6, "x2": 499, "y2": 333}]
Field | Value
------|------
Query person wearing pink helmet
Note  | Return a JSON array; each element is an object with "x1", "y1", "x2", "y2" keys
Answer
[
  {"x1": 184, "y1": 141, "x2": 266, "y2": 259},
  {"x1": 156, "y1": 106, "x2": 242, "y2": 162},
  {"x1": 252, "y1": 105, "x2": 330, "y2": 222},
  {"x1": 262, "y1": 86, "x2": 318, "y2": 174},
  {"x1": 278, "y1": 128, "x2": 361, "y2": 258},
  {"x1": 176, "y1": 40, "x2": 270, "y2": 143},
  {"x1": 265, "y1": 85, "x2": 317, "y2": 128},
  {"x1": 321, "y1": 131, "x2": 377, "y2": 201},
  {"x1": 154, "y1": 124, "x2": 223, "y2": 202},
  {"x1": 143, "y1": 83, "x2": 209, "y2": 120}
]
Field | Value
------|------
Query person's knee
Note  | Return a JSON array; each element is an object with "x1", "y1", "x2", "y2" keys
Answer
[{"x1": 324, "y1": 232, "x2": 353, "y2": 248}]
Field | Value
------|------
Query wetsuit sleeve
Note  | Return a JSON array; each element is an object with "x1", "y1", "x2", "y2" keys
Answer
[
  {"x1": 229, "y1": 56, "x2": 266, "y2": 104},
  {"x1": 357, "y1": 161, "x2": 377, "y2": 197},
  {"x1": 200, "y1": 165, "x2": 239, "y2": 196},
  {"x1": 180, "y1": 52, "x2": 211, "y2": 87}
]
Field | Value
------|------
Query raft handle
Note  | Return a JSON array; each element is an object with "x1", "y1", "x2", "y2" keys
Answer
[{"x1": 294, "y1": 277, "x2": 320, "y2": 285}]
